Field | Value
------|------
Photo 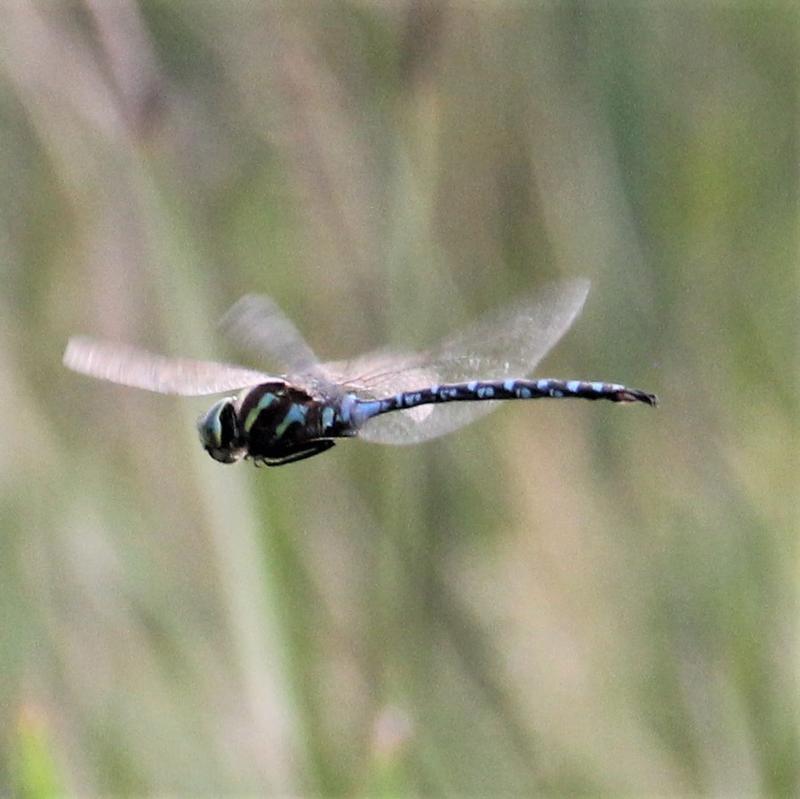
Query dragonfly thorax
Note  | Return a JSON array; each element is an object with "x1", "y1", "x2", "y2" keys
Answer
[
  {"x1": 197, "y1": 396, "x2": 246, "y2": 464},
  {"x1": 197, "y1": 380, "x2": 347, "y2": 467}
]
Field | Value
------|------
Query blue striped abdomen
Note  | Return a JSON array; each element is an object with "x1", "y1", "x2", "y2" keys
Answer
[{"x1": 354, "y1": 378, "x2": 657, "y2": 424}]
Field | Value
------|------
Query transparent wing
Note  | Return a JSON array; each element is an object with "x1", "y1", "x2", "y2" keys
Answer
[
  {"x1": 63, "y1": 336, "x2": 274, "y2": 396},
  {"x1": 319, "y1": 349, "x2": 435, "y2": 396},
  {"x1": 219, "y1": 294, "x2": 325, "y2": 378},
  {"x1": 340, "y1": 278, "x2": 591, "y2": 444}
]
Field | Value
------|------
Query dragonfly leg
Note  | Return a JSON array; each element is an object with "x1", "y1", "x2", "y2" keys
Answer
[{"x1": 257, "y1": 439, "x2": 336, "y2": 467}]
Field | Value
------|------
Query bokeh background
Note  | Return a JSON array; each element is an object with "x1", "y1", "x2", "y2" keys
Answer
[{"x1": 0, "y1": 1, "x2": 796, "y2": 796}]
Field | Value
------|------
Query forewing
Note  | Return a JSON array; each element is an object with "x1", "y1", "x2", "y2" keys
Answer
[
  {"x1": 63, "y1": 336, "x2": 273, "y2": 396},
  {"x1": 219, "y1": 294, "x2": 324, "y2": 378},
  {"x1": 355, "y1": 278, "x2": 591, "y2": 444}
]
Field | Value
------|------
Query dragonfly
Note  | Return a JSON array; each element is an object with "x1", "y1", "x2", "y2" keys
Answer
[{"x1": 63, "y1": 279, "x2": 657, "y2": 467}]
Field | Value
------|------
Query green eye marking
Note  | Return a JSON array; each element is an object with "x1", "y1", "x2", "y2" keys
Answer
[
  {"x1": 244, "y1": 392, "x2": 277, "y2": 433},
  {"x1": 198, "y1": 398, "x2": 232, "y2": 448},
  {"x1": 197, "y1": 400, "x2": 227, "y2": 447}
]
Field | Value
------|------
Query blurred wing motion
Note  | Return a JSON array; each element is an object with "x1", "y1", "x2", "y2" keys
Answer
[
  {"x1": 219, "y1": 294, "x2": 324, "y2": 378},
  {"x1": 63, "y1": 336, "x2": 273, "y2": 396},
  {"x1": 341, "y1": 278, "x2": 591, "y2": 444}
]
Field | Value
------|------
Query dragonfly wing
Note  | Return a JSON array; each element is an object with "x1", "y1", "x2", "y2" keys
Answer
[
  {"x1": 63, "y1": 336, "x2": 274, "y2": 396},
  {"x1": 319, "y1": 349, "x2": 433, "y2": 397},
  {"x1": 219, "y1": 294, "x2": 325, "y2": 378},
  {"x1": 355, "y1": 278, "x2": 591, "y2": 444}
]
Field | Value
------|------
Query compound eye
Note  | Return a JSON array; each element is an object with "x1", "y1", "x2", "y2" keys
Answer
[{"x1": 197, "y1": 397, "x2": 241, "y2": 461}]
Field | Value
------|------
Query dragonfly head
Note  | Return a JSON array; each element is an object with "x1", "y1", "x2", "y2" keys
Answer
[{"x1": 197, "y1": 397, "x2": 246, "y2": 464}]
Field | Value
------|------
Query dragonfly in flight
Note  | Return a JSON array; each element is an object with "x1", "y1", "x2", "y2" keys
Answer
[{"x1": 63, "y1": 279, "x2": 657, "y2": 467}]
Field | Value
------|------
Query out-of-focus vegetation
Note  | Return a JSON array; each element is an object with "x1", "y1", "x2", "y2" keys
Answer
[{"x1": 0, "y1": 1, "x2": 796, "y2": 795}]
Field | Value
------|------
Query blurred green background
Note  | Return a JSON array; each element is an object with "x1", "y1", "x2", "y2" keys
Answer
[{"x1": 0, "y1": 1, "x2": 796, "y2": 796}]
